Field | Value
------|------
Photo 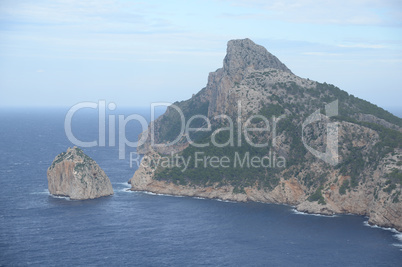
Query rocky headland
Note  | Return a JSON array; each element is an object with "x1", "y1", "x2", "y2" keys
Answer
[{"x1": 130, "y1": 38, "x2": 402, "y2": 231}]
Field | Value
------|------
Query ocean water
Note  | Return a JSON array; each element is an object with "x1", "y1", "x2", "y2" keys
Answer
[{"x1": 0, "y1": 107, "x2": 401, "y2": 266}]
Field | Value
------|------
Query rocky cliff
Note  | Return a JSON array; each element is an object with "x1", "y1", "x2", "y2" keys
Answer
[
  {"x1": 130, "y1": 38, "x2": 402, "y2": 231},
  {"x1": 48, "y1": 147, "x2": 113, "y2": 200}
]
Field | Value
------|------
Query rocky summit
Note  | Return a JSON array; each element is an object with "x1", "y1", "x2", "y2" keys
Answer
[
  {"x1": 48, "y1": 147, "x2": 113, "y2": 200},
  {"x1": 131, "y1": 38, "x2": 402, "y2": 231}
]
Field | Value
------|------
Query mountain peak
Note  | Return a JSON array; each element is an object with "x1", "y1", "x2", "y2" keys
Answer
[{"x1": 223, "y1": 38, "x2": 292, "y2": 76}]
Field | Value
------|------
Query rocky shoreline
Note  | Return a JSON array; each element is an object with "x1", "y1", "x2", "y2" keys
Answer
[
  {"x1": 129, "y1": 180, "x2": 402, "y2": 233},
  {"x1": 129, "y1": 154, "x2": 402, "y2": 232}
]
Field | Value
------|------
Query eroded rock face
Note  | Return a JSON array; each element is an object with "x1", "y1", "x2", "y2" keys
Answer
[
  {"x1": 47, "y1": 147, "x2": 113, "y2": 200},
  {"x1": 223, "y1": 38, "x2": 292, "y2": 78},
  {"x1": 130, "y1": 150, "x2": 402, "y2": 231}
]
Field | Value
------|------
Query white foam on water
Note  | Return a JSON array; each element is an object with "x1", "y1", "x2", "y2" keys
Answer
[
  {"x1": 31, "y1": 189, "x2": 71, "y2": 200},
  {"x1": 114, "y1": 182, "x2": 132, "y2": 192},
  {"x1": 392, "y1": 243, "x2": 402, "y2": 251},
  {"x1": 394, "y1": 233, "x2": 402, "y2": 241},
  {"x1": 133, "y1": 191, "x2": 237, "y2": 203},
  {"x1": 392, "y1": 233, "x2": 402, "y2": 251},
  {"x1": 363, "y1": 221, "x2": 400, "y2": 233},
  {"x1": 291, "y1": 208, "x2": 338, "y2": 217},
  {"x1": 119, "y1": 188, "x2": 133, "y2": 193},
  {"x1": 49, "y1": 194, "x2": 71, "y2": 200},
  {"x1": 363, "y1": 220, "x2": 402, "y2": 250},
  {"x1": 392, "y1": 234, "x2": 402, "y2": 251},
  {"x1": 136, "y1": 190, "x2": 184, "y2": 198},
  {"x1": 30, "y1": 189, "x2": 50, "y2": 195},
  {"x1": 141, "y1": 191, "x2": 158, "y2": 195},
  {"x1": 215, "y1": 198, "x2": 236, "y2": 203},
  {"x1": 133, "y1": 191, "x2": 236, "y2": 203}
]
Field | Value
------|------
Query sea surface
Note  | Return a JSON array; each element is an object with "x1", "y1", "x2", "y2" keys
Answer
[{"x1": 0, "y1": 107, "x2": 401, "y2": 266}]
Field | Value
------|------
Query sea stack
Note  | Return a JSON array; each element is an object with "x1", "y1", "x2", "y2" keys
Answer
[{"x1": 47, "y1": 147, "x2": 113, "y2": 200}]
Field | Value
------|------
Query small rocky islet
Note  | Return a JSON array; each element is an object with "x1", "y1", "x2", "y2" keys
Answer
[{"x1": 47, "y1": 147, "x2": 113, "y2": 200}]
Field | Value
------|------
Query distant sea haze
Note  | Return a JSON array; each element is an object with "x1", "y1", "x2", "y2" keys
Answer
[{"x1": 0, "y1": 108, "x2": 401, "y2": 266}]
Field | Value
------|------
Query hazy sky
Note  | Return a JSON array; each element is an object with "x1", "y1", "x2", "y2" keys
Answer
[{"x1": 1, "y1": 0, "x2": 401, "y2": 110}]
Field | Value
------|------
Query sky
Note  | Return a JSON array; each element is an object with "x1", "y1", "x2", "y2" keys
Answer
[{"x1": 0, "y1": 0, "x2": 401, "y2": 111}]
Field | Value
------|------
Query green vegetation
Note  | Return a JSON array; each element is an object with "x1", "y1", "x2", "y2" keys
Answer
[
  {"x1": 380, "y1": 169, "x2": 402, "y2": 195},
  {"x1": 338, "y1": 146, "x2": 364, "y2": 188},
  {"x1": 74, "y1": 162, "x2": 86, "y2": 172},
  {"x1": 308, "y1": 186, "x2": 326, "y2": 205},
  {"x1": 259, "y1": 102, "x2": 285, "y2": 117},
  {"x1": 349, "y1": 97, "x2": 402, "y2": 127},
  {"x1": 158, "y1": 98, "x2": 209, "y2": 143},
  {"x1": 154, "y1": 125, "x2": 283, "y2": 189},
  {"x1": 50, "y1": 152, "x2": 66, "y2": 168},
  {"x1": 314, "y1": 82, "x2": 402, "y2": 128},
  {"x1": 277, "y1": 115, "x2": 307, "y2": 165},
  {"x1": 149, "y1": 71, "x2": 402, "y2": 201},
  {"x1": 75, "y1": 147, "x2": 92, "y2": 161},
  {"x1": 333, "y1": 116, "x2": 402, "y2": 188},
  {"x1": 383, "y1": 183, "x2": 396, "y2": 193},
  {"x1": 233, "y1": 186, "x2": 246, "y2": 194},
  {"x1": 392, "y1": 191, "x2": 400, "y2": 203},
  {"x1": 339, "y1": 180, "x2": 349, "y2": 195},
  {"x1": 262, "y1": 70, "x2": 277, "y2": 77},
  {"x1": 386, "y1": 169, "x2": 402, "y2": 184}
]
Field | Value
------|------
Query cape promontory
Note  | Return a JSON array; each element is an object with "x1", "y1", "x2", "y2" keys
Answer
[
  {"x1": 131, "y1": 38, "x2": 402, "y2": 231},
  {"x1": 47, "y1": 147, "x2": 113, "y2": 200}
]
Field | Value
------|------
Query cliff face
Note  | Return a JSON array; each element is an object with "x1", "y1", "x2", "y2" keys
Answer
[
  {"x1": 131, "y1": 38, "x2": 402, "y2": 231},
  {"x1": 137, "y1": 39, "x2": 294, "y2": 154},
  {"x1": 48, "y1": 147, "x2": 113, "y2": 200}
]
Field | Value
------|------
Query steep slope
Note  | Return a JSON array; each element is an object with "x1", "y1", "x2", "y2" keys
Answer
[{"x1": 131, "y1": 38, "x2": 402, "y2": 231}]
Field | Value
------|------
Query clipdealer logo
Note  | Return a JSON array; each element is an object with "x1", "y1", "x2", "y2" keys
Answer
[{"x1": 64, "y1": 99, "x2": 339, "y2": 167}]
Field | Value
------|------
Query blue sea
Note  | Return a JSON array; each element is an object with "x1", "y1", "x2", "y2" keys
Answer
[{"x1": 0, "y1": 107, "x2": 401, "y2": 266}]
